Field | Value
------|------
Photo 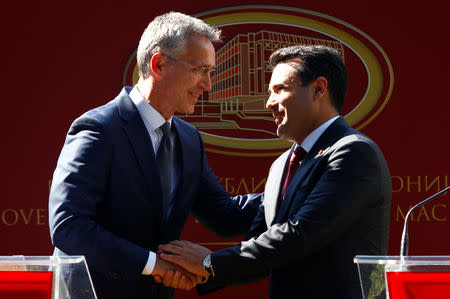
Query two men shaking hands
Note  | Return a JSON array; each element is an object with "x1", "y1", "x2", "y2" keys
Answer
[{"x1": 49, "y1": 11, "x2": 391, "y2": 299}]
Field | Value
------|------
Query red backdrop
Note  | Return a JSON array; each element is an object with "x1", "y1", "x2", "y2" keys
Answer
[{"x1": 1, "y1": 1, "x2": 449, "y2": 298}]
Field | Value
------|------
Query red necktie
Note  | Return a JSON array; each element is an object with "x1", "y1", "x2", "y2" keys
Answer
[{"x1": 281, "y1": 146, "x2": 306, "y2": 198}]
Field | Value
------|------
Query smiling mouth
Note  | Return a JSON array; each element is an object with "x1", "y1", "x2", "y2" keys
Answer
[
  {"x1": 189, "y1": 92, "x2": 201, "y2": 98},
  {"x1": 272, "y1": 109, "x2": 285, "y2": 125},
  {"x1": 275, "y1": 117, "x2": 283, "y2": 126}
]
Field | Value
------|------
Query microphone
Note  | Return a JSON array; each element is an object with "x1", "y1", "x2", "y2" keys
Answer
[{"x1": 400, "y1": 186, "x2": 450, "y2": 256}]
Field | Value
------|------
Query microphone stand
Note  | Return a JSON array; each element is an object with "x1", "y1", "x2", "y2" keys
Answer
[{"x1": 400, "y1": 186, "x2": 450, "y2": 257}]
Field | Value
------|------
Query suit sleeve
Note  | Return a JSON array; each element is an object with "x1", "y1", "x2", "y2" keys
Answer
[
  {"x1": 48, "y1": 114, "x2": 148, "y2": 280},
  {"x1": 197, "y1": 203, "x2": 269, "y2": 295},
  {"x1": 190, "y1": 130, "x2": 263, "y2": 238},
  {"x1": 244, "y1": 202, "x2": 268, "y2": 240},
  {"x1": 208, "y1": 138, "x2": 388, "y2": 285}
]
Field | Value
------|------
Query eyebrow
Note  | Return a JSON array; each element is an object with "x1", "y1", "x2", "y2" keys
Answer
[
  {"x1": 198, "y1": 63, "x2": 215, "y2": 69},
  {"x1": 200, "y1": 65, "x2": 215, "y2": 70},
  {"x1": 268, "y1": 82, "x2": 288, "y2": 92},
  {"x1": 188, "y1": 59, "x2": 214, "y2": 68}
]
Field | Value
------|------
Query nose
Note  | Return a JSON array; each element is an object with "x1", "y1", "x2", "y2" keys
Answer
[
  {"x1": 266, "y1": 93, "x2": 278, "y2": 110},
  {"x1": 199, "y1": 73, "x2": 212, "y2": 91}
]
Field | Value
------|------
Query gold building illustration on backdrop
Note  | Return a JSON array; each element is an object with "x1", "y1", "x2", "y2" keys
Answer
[{"x1": 179, "y1": 30, "x2": 345, "y2": 138}]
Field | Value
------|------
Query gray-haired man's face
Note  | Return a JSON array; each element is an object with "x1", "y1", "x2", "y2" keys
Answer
[{"x1": 159, "y1": 34, "x2": 216, "y2": 115}]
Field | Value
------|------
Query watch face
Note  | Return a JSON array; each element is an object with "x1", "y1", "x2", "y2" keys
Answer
[
  {"x1": 203, "y1": 254, "x2": 214, "y2": 276},
  {"x1": 203, "y1": 254, "x2": 211, "y2": 267}
]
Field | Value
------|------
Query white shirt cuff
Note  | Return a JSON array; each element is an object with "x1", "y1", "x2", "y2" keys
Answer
[{"x1": 142, "y1": 251, "x2": 156, "y2": 275}]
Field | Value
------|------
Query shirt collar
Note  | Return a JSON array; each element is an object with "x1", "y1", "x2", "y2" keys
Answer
[
  {"x1": 299, "y1": 115, "x2": 340, "y2": 153},
  {"x1": 128, "y1": 86, "x2": 172, "y2": 132}
]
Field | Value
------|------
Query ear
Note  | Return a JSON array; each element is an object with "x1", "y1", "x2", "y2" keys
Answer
[
  {"x1": 313, "y1": 77, "x2": 328, "y2": 100},
  {"x1": 150, "y1": 52, "x2": 166, "y2": 78}
]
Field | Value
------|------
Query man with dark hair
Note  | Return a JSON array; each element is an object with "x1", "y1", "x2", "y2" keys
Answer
[
  {"x1": 48, "y1": 12, "x2": 261, "y2": 299},
  {"x1": 159, "y1": 45, "x2": 392, "y2": 299}
]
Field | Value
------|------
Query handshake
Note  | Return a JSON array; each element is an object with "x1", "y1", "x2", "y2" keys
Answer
[{"x1": 152, "y1": 240, "x2": 212, "y2": 290}]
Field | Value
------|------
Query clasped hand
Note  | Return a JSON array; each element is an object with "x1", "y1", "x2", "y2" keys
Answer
[{"x1": 152, "y1": 240, "x2": 212, "y2": 290}]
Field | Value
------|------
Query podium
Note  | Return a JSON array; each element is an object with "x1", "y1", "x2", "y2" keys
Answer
[
  {"x1": 0, "y1": 256, "x2": 96, "y2": 299},
  {"x1": 354, "y1": 255, "x2": 450, "y2": 299}
]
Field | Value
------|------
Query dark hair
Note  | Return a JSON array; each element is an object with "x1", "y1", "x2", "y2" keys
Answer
[{"x1": 269, "y1": 45, "x2": 348, "y2": 113}]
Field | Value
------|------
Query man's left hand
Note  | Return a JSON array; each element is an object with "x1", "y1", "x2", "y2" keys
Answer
[{"x1": 158, "y1": 240, "x2": 212, "y2": 277}]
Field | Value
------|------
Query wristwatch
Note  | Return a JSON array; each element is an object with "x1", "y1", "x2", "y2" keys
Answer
[{"x1": 202, "y1": 254, "x2": 215, "y2": 277}]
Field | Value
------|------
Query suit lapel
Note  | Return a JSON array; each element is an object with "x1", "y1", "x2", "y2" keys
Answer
[
  {"x1": 116, "y1": 88, "x2": 164, "y2": 215},
  {"x1": 276, "y1": 149, "x2": 316, "y2": 221},
  {"x1": 264, "y1": 149, "x2": 291, "y2": 227},
  {"x1": 276, "y1": 117, "x2": 350, "y2": 221}
]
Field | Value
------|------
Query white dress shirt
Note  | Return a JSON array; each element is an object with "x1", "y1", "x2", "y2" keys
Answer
[
  {"x1": 129, "y1": 86, "x2": 174, "y2": 275},
  {"x1": 299, "y1": 116, "x2": 340, "y2": 153}
]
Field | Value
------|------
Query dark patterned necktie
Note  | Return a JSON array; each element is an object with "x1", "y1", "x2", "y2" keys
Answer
[
  {"x1": 156, "y1": 122, "x2": 172, "y2": 217},
  {"x1": 281, "y1": 146, "x2": 307, "y2": 198}
]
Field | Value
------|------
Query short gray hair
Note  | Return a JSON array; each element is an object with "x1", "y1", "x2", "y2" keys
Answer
[{"x1": 137, "y1": 11, "x2": 222, "y2": 77}]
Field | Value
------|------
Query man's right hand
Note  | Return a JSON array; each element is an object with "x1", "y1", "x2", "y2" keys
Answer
[{"x1": 152, "y1": 254, "x2": 202, "y2": 290}]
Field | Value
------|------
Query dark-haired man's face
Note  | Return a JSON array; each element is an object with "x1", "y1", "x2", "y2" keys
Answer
[{"x1": 266, "y1": 60, "x2": 320, "y2": 143}]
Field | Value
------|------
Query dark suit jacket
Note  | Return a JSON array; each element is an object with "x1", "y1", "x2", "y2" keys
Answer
[
  {"x1": 48, "y1": 87, "x2": 261, "y2": 299},
  {"x1": 200, "y1": 117, "x2": 391, "y2": 299}
]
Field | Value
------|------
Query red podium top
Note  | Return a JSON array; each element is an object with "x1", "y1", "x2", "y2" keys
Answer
[
  {"x1": 0, "y1": 256, "x2": 96, "y2": 299},
  {"x1": 386, "y1": 271, "x2": 450, "y2": 299},
  {"x1": 0, "y1": 271, "x2": 53, "y2": 299},
  {"x1": 354, "y1": 256, "x2": 450, "y2": 299}
]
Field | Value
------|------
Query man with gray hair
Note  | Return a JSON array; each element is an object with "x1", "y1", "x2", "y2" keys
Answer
[{"x1": 48, "y1": 12, "x2": 261, "y2": 299}]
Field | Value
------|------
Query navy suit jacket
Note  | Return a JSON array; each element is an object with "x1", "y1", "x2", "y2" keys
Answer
[
  {"x1": 48, "y1": 87, "x2": 261, "y2": 299},
  {"x1": 200, "y1": 117, "x2": 392, "y2": 299}
]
